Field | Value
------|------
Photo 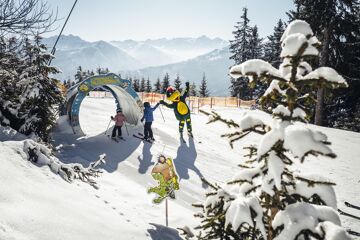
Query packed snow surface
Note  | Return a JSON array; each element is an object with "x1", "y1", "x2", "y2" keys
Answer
[{"x1": 1, "y1": 97, "x2": 359, "y2": 239}]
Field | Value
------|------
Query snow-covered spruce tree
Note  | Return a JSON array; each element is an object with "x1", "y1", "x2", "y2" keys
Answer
[
  {"x1": 174, "y1": 74, "x2": 182, "y2": 92},
  {"x1": 145, "y1": 77, "x2": 152, "y2": 92},
  {"x1": 194, "y1": 20, "x2": 350, "y2": 240},
  {"x1": 161, "y1": 73, "x2": 170, "y2": 93},
  {"x1": 133, "y1": 78, "x2": 140, "y2": 92},
  {"x1": 17, "y1": 35, "x2": 63, "y2": 142},
  {"x1": 154, "y1": 77, "x2": 161, "y2": 93},
  {"x1": 0, "y1": 37, "x2": 22, "y2": 127},
  {"x1": 264, "y1": 19, "x2": 285, "y2": 69},
  {"x1": 229, "y1": 7, "x2": 253, "y2": 100},
  {"x1": 199, "y1": 73, "x2": 210, "y2": 97},
  {"x1": 140, "y1": 77, "x2": 146, "y2": 92},
  {"x1": 190, "y1": 82, "x2": 198, "y2": 97},
  {"x1": 288, "y1": 0, "x2": 360, "y2": 127}
]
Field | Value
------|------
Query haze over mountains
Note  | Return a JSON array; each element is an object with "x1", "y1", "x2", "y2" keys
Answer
[{"x1": 44, "y1": 35, "x2": 233, "y2": 96}]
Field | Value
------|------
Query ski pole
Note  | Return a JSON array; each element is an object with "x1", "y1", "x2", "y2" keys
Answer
[
  {"x1": 124, "y1": 122, "x2": 129, "y2": 136},
  {"x1": 105, "y1": 119, "x2": 112, "y2": 135},
  {"x1": 159, "y1": 105, "x2": 165, "y2": 123}
]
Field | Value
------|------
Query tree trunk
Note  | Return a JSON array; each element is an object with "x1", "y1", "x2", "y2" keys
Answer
[
  {"x1": 315, "y1": 88, "x2": 324, "y2": 125},
  {"x1": 315, "y1": 23, "x2": 331, "y2": 126}
]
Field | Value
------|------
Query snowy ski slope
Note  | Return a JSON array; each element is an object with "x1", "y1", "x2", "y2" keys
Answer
[{"x1": 0, "y1": 97, "x2": 359, "y2": 240}]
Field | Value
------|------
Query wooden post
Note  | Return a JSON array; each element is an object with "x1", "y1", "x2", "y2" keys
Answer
[
  {"x1": 197, "y1": 98, "x2": 200, "y2": 113},
  {"x1": 210, "y1": 97, "x2": 213, "y2": 109},
  {"x1": 165, "y1": 198, "x2": 168, "y2": 227}
]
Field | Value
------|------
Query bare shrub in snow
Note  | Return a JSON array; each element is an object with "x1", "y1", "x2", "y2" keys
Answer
[
  {"x1": 193, "y1": 20, "x2": 350, "y2": 240},
  {"x1": 24, "y1": 139, "x2": 106, "y2": 189}
]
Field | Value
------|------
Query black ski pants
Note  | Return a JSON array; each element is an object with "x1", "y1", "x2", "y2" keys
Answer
[
  {"x1": 112, "y1": 125, "x2": 122, "y2": 138},
  {"x1": 144, "y1": 122, "x2": 153, "y2": 139}
]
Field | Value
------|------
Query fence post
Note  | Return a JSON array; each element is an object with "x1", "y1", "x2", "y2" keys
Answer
[
  {"x1": 210, "y1": 97, "x2": 213, "y2": 109},
  {"x1": 198, "y1": 97, "x2": 200, "y2": 113}
]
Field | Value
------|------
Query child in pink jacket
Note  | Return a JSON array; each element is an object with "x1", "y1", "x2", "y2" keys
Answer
[{"x1": 111, "y1": 109, "x2": 126, "y2": 139}]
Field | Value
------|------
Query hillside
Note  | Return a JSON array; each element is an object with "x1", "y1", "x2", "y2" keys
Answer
[
  {"x1": 43, "y1": 35, "x2": 142, "y2": 79},
  {"x1": 122, "y1": 47, "x2": 233, "y2": 96},
  {"x1": 0, "y1": 97, "x2": 359, "y2": 239},
  {"x1": 43, "y1": 35, "x2": 228, "y2": 80}
]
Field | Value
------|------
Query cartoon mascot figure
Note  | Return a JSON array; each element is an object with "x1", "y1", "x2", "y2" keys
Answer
[
  {"x1": 160, "y1": 81, "x2": 192, "y2": 138},
  {"x1": 148, "y1": 155, "x2": 179, "y2": 204}
]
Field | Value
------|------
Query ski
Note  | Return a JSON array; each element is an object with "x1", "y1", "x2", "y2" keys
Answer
[
  {"x1": 117, "y1": 136, "x2": 126, "y2": 141},
  {"x1": 345, "y1": 201, "x2": 360, "y2": 211},
  {"x1": 133, "y1": 134, "x2": 153, "y2": 144},
  {"x1": 338, "y1": 209, "x2": 360, "y2": 220},
  {"x1": 106, "y1": 135, "x2": 125, "y2": 142},
  {"x1": 347, "y1": 229, "x2": 360, "y2": 237}
]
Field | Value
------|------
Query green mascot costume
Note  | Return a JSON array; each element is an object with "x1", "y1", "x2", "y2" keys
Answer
[{"x1": 160, "y1": 81, "x2": 193, "y2": 138}]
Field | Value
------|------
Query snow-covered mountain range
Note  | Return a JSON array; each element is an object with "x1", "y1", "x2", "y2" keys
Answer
[
  {"x1": 44, "y1": 35, "x2": 232, "y2": 95},
  {"x1": 122, "y1": 47, "x2": 233, "y2": 96}
]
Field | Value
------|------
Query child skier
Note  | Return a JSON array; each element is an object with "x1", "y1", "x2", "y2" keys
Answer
[
  {"x1": 141, "y1": 102, "x2": 160, "y2": 141},
  {"x1": 111, "y1": 109, "x2": 126, "y2": 140}
]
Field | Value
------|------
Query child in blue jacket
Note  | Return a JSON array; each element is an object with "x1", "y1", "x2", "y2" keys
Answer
[{"x1": 141, "y1": 102, "x2": 160, "y2": 141}]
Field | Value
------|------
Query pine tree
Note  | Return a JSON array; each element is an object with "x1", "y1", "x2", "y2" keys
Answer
[
  {"x1": 129, "y1": 77, "x2": 133, "y2": 87},
  {"x1": 229, "y1": 7, "x2": 252, "y2": 64},
  {"x1": 190, "y1": 82, "x2": 197, "y2": 97},
  {"x1": 154, "y1": 77, "x2": 161, "y2": 93},
  {"x1": 229, "y1": 8, "x2": 254, "y2": 100},
  {"x1": 199, "y1": 73, "x2": 209, "y2": 97},
  {"x1": 0, "y1": 36, "x2": 22, "y2": 128},
  {"x1": 248, "y1": 25, "x2": 263, "y2": 59},
  {"x1": 140, "y1": 77, "x2": 146, "y2": 92},
  {"x1": 248, "y1": 25, "x2": 265, "y2": 99},
  {"x1": 18, "y1": 35, "x2": 63, "y2": 141},
  {"x1": 264, "y1": 19, "x2": 285, "y2": 68},
  {"x1": 288, "y1": 0, "x2": 360, "y2": 127},
  {"x1": 145, "y1": 77, "x2": 152, "y2": 93},
  {"x1": 173, "y1": 74, "x2": 182, "y2": 92},
  {"x1": 161, "y1": 73, "x2": 170, "y2": 94},
  {"x1": 133, "y1": 78, "x2": 140, "y2": 92},
  {"x1": 193, "y1": 20, "x2": 350, "y2": 240},
  {"x1": 74, "y1": 66, "x2": 84, "y2": 83},
  {"x1": 0, "y1": 35, "x2": 63, "y2": 142}
]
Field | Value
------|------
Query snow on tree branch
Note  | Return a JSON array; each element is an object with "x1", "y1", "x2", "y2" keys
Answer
[{"x1": 23, "y1": 140, "x2": 106, "y2": 189}]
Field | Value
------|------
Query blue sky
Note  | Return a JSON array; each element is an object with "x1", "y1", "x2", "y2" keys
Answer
[{"x1": 46, "y1": 0, "x2": 294, "y2": 41}]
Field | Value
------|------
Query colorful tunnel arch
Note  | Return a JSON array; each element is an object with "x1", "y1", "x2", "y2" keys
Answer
[{"x1": 66, "y1": 73, "x2": 143, "y2": 135}]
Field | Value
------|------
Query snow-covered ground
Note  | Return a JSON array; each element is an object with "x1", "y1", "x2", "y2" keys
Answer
[{"x1": 1, "y1": 97, "x2": 359, "y2": 240}]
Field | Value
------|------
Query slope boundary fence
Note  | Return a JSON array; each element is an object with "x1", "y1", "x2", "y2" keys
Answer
[{"x1": 88, "y1": 91, "x2": 256, "y2": 112}]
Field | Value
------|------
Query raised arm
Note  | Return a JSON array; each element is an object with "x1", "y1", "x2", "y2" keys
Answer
[
  {"x1": 159, "y1": 100, "x2": 174, "y2": 109},
  {"x1": 181, "y1": 82, "x2": 190, "y2": 100},
  {"x1": 151, "y1": 102, "x2": 160, "y2": 111}
]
